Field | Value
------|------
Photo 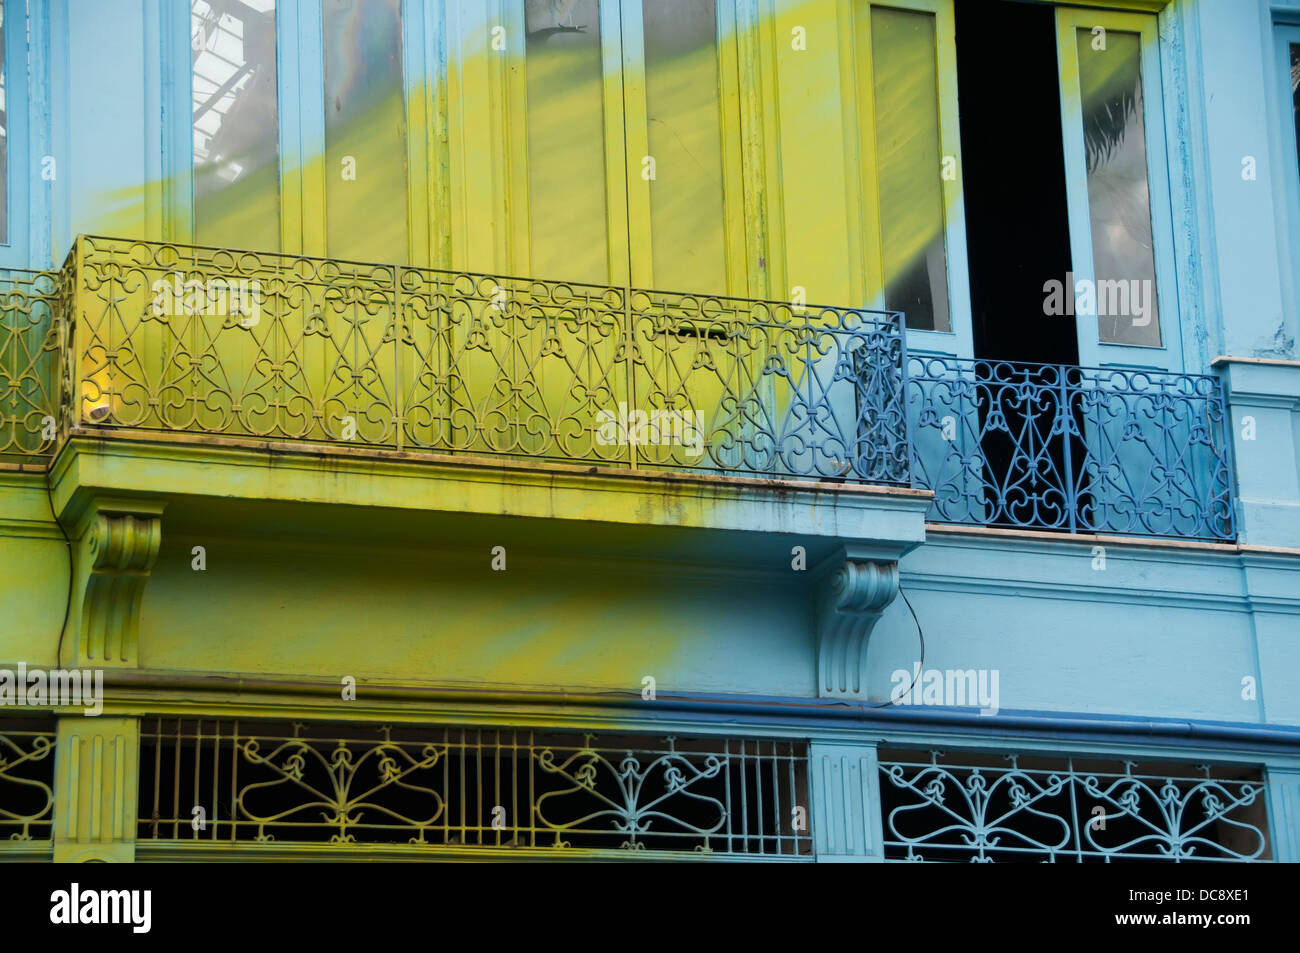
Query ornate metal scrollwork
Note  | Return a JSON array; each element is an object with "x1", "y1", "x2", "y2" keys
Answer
[
  {"x1": 0, "y1": 269, "x2": 61, "y2": 458},
  {"x1": 138, "y1": 720, "x2": 812, "y2": 857},
  {"x1": 906, "y1": 356, "x2": 1236, "y2": 540},
  {"x1": 51, "y1": 236, "x2": 908, "y2": 485},
  {"x1": 0, "y1": 725, "x2": 55, "y2": 842},
  {"x1": 880, "y1": 751, "x2": 1267, "y2": 862}
]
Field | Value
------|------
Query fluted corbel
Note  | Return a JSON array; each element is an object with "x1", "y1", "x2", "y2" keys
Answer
[
  {"x1": 65, "y1": 498, "x2": 165, "y2": 667},
  {"x1": 816, "y1": 559, "x2": 899, "y2": 699}
]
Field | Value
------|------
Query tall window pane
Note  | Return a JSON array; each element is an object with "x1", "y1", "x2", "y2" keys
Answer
[
  {"x1": 323, "y1": 0, "x2": 407, "y2": 264},
  {"x1": 0, "y1": 4, "x2": 8, "y2": 245},
  {"x1": 1076, "y1": 29, "x2": 1160, "y2": 346},
  {"x1": 643, "y1": 0, "x2": 727, "y2": 293},
  {"x1": 192, "y1": 0, "x2": 279, "y2": 251},
  {"x1": 525, "y1": 0, "x2": 608, "y2": 284},
  {"x1": 1291, "y1": 44, "x2": 1300, "y2": 187},
  {"x1": 871, "y1": 7, "x2": 949, "y2": 332}
]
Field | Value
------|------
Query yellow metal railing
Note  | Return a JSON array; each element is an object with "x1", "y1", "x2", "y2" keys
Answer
[
  {"x1": 29, "y1": 235, "x2": 909, "y2": 482},
  {"x1": 0, "y1": 269, "x2": 61, "y2": 459}
]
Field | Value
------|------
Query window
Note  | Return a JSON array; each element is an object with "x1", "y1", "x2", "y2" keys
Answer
[
  {"x1": 1056, "y1": 9, "x2": 1178, "y2": 368},
  {"x1": 880, "y1": 749, "x2": 1269, "y2": 862},
  {"x1": 322, "y1": 0, "x2": 407, "y2": 264},
  {"x1": 1073, "y1": 27, "x2": 1160, "y2": 347},
  {"x1": 853, "y1": 0, "x2": 958, "y2": 334},
  {"x1": 519, "y1": 0, "x2": 736, "y2": 293},
  {"x1": 1290, "y1": 42, "x2": 1300, "y2": 178},
  {"x1": 138, "y1": 718, "x2": 812, "y2": 857},
  {"x1": 524, "y1": 0, "x2": 609, "y2": 285},
  {"x1": 1273, "y1": 20, "x2": 1300, "y2": 335},
  {"x1": 870, "y1": 6, "x2": 949, "y2": 332},
  {"x1": 641, "y1": 0, "x2": 728, "y2": 294},
  {"x1": 0, "y1": 2, "x2": 7, "y2": 246},
  {"x1": 191, "y1": 0, "x2": 280, "y2": 251}
]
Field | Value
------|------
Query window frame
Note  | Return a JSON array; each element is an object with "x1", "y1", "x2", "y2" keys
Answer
[
  {"x1": 1270, "y1": 16, "x2": 1300, "y2": 346},
  {"x1": 1055, "y1": 7, "x2": 1183, "y2": 371},
  {"x1": 845, "y1": 0, "x2": 971, "y2": 356},
  {"x1": 0, "y1": 0, "x2": 33, "y2": 266},
  {"x1": 500, "y1": 0, "x2": 748, "y2": 295},
  {"x1": 177, "y1": 0, "x2": 423, "y2": 261}
]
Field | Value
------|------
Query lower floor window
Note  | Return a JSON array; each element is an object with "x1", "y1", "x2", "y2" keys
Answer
[
  {"x1": 878, "y1": 748, "x2": 1269, "y2": 862},
  {"x1": 138, "y1": 718, "x2": 812, "y2": 857}
]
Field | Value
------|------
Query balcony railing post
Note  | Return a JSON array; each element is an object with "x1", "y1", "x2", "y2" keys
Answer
[
  {"x1": 1210, "y1": 373, "x2": 1238, "y2": 541},
  {"x1": 895, "y1": 311, "x2": 914, "y2": 488},
  {"x1": 624, "y1": 283, "x2": 636, "y2": 471},
  {"x1": 394, "y1": 264, "x2": 404, "y2": 452},
  {"x1": 72, "y1": 236, "x2": 87, "y2": 432},
  {"x1": 1059, "y1": 364, "x2": 1077, "y2": 534}
]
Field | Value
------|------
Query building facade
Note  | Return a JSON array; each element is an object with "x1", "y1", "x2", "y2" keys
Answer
[{"x1": 0, "y1": 0, "x2": 1297, "y2": 862}]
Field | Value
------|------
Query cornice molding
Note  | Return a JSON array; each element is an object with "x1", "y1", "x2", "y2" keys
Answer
[{"x1": 39, "y1": 670, "x2": 1300, "y2": 761}]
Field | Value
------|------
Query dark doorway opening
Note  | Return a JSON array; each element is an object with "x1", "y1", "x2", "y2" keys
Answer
[
  {"x1": 953, "y1": 0, "x2": 1089, "y2": 531},
  {"x1": 955, "y1": 0, "x2": 1077, "y2": 367}
]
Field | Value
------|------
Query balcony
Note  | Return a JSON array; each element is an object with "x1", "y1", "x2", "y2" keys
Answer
[
  {"x1": 45, "y1": 236, "x2": 910, "y2": 485},
  {"x1": 906, "y1": 356, "x2": 1237, "y2": 541},
  {"x1": 0, "y1": 236, "x2": 1238, "y2": 542}
]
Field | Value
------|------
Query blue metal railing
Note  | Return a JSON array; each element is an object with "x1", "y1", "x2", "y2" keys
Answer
[
  {"x1": 879, "y1": 749, "x2": 1266, "y2": 862},
  {"x1": 906, "y1": 356, "x2": 1237, "y2": 541}
]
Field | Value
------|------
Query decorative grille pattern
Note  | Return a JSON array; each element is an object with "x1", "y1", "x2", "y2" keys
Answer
[
  {"x1": 0, "y1": 719, "x2": 56, "y2": 842},
  {"x1": 879, "y1": 749, "x2": 1268, "y2": 862},
  {"x1": 58, "y1": 236, "x2": 909, "y2": 484},
  {"x1": 907, "y1": 356, "x2": 1236, "y2": 540},
  {"x1": 0, "y1": 237, "x2": 1251, "y2": 540},
  {"x1": 138, "y1": 719, "x2": 812, "y2": 857},
  {"x1": 0, "y1": 269, "x2": 61, "y2": 459}
]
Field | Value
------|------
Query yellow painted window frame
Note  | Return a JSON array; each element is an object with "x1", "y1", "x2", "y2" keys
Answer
[
  {"x1": 619, "y1": 0, "x2": 747, "y2": 295},
  {"x1": 846, "y1": 0, "x2": 970, "y2": 350},
  {"x1": 496, "y1": 0, "x2": 748, "y2": 295}
]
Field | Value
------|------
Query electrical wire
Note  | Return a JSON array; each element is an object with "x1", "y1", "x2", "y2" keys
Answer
[
  {"x1": 45, "y1": 466, "x2": 73, "y2": 669},
  {"x1": 861, "y1": 582, "x2": 926, "y2": 709}
]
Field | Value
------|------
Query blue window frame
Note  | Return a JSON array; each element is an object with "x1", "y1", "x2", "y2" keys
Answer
[
  {"x1": 1273, "y1": 19, "x2": 1300, "y2": 339},
  {"x1": 0, "y1": 0, "x2": 34, "y2": 268},
  {"x1": 1056, "y1": 8, "x2": 1183, "y2": 372}
]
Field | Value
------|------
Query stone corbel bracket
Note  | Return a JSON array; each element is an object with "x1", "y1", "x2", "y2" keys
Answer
[
  {"x1": 65, "y1": 498, "x2": 165, "y2": 667},
  {"x1": 816, "y1": 558, "x2": 900, "y2": 699}
]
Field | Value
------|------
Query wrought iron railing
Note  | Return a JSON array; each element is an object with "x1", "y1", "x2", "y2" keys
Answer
[
  {"x1": 50, "y1": 236, "x2": 910, "y2": 484},
  {"x1": 1, "y1": 238, "x2": 1247, "y2": 540},
  {"x1": 0, "y1": 720, "x2": 56, "y2": 842},
  {"x1": 0, "y1": 269, "x2": 61, "y2": 459},
  {"x1": 906, "y1": 356, "x2": 1236, "y2": 540},
  {"x1": 879, "y1": 749, "x2": 1268, "y2": 862},
  {"x1": 137, "y1": 718, "x2": 812, "y2": 857}
]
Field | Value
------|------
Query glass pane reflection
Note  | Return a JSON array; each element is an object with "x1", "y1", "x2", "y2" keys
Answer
[
  {"x1": 525, "y1": 0, "x2": 609, "y2": 284},
  {"x1": 871, "y1": 7, "x2": 950, "y2": 332},
  {"x1": 1076, "y1": 29, "x2": 1161, "y2": 347},
  {"x1": 192, "y1": 0, "x2": 279, "y2": 251},
  {"x1": 323, "y1": 0, "x2": 407, "y2": 264},
  {"x1": 642, "y1": 0, "x2": 728, "y2": 293}
]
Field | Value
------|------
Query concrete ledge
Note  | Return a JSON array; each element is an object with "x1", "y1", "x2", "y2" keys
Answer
[{"x1": 48, "y1": 429, "x2": 933, "y2": 561}]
